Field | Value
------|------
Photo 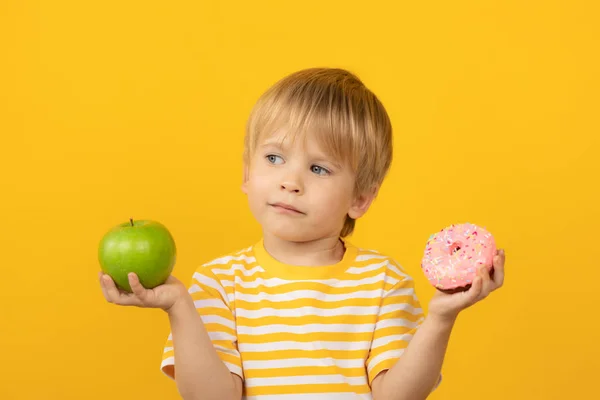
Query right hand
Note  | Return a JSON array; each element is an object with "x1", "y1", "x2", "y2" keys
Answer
[{"x1": 99, "y1": 271, "x2": 190, "y2": 312}]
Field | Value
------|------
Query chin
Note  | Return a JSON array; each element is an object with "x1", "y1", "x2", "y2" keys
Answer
[{"x1": 266, "y1": 224, "x2": 316, "y2": 243}]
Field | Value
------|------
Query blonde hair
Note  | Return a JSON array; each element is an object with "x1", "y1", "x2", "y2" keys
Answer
[{"x1": 243, "y1": 67, "x2": 393, "y2": 237}]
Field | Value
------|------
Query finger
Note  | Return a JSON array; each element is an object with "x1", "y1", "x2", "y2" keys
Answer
[
  {"x1": 492, "y1": 249, "x2": 505, "y2": 287},
  {"x1": 102, "y1": 274, "x2": 121, "y2": 303},
  {"x1": 464, "y1": 275, "x2": 483, "y2": 305},
  {"x1": 129, "y1": 273, "x2": 148, "y2": 300},
  {"x1": 99, "y1": 272, "x2": 110, "y2": 301},
  {"x1": 478, "y1": 265, "x2": 494, "y2": 297},
  {"x1": 103, "y1": 275, "x2": 141, "y2": 306}
]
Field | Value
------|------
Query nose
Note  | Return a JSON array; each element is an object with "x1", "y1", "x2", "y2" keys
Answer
[{"x1": 280, "y1": 170, "x2": 303, "y2": 194}]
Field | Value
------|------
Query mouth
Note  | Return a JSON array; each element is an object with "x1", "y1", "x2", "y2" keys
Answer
[{"x1": 269, "y1": 202, "x2": 304, "y2": 214}]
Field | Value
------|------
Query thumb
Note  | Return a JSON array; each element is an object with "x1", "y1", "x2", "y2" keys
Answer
[
  {"x1": 129, "y1": 273, "x2": 150, "y2": 301},
  {"x1": 463, "y1": 276, "x2": 483, "y2": 306}
]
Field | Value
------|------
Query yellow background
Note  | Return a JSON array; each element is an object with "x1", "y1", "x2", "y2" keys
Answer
[{"x1": 1, "y1": 1, "x2": 598, "y2": 398}]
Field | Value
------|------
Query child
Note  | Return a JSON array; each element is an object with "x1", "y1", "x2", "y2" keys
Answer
[{"x1": 99, "y1": 67, "x2": 506, "y2": 400}]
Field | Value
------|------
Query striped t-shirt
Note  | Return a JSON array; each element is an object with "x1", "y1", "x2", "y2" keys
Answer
[{"x1": 161, "y1": 238, "x2": 430, "y2": 399}]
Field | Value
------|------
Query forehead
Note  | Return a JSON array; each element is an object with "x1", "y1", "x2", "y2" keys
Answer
[{"x1": 260, "y1": 129, "x2": 328, "y2": 154}]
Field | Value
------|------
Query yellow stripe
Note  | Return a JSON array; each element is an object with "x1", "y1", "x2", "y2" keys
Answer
[
  {"x1": 245, "y1": 383, "x2": 370, "y2": 396},
  {"x1": 241, "y1": 348, "x2": 369, "y2": 361},
  {"x1": 377, "y1": 309, "x2": 423, "y2": 322},
  {"x1": 245, "y1": 365, "x2": 366, "y2": 378},
  {"x1": 216, "y1": 350, "x2": 241, "y2": 366},
  {"x1": 380, "y1": 294, "x2": 419, "y2": 307},
  {"x1": 237, "y1": 314, "x2": 377, "y2": 327},
  {"x1": 194, "y1": 307, "x2": 234, "y2": 320},
  {"x1": 212, "y1": 260, "x2": 389, "y2": 283},
  {"x1": 239, "y1": 331, "x2": 375, "y2": 344},
  {"x1": 235, "y1": 297, "x2": 381, "y2": 310},
  {"x1": 367, "y1": 357, "x2": 397, "y2": 384},
  {"x1": 213, "y1": 339, "x2": 236, "y2": 349},
  {"x1": 369, "y1": 339, "x2": 409, "y2": 355},
  {"x1": 203, "y1": 323, "x2": 236, "y2": 336},
  {"x1": 231, "y1": 280, "x2": 386, "y2": 296},
  {"x1": 372, "y1": 325, "x2": 416, "y2": 341}
]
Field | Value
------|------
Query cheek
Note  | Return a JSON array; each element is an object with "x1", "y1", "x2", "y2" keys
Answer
[
  {"x1": 311, "y1": 183, "x2": 353, "y2": 213},
  {"x1": 246, "y1": 168, "x2": 273, "y2": 201}
]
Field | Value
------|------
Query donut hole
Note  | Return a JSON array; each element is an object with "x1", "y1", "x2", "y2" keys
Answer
[{"x1": 449, "y1": 242, "x2": 463, "y2": 255}]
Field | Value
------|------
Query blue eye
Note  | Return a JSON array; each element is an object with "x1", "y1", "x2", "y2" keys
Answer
[
  {"x1": 266, "y1": 154, "x2": 284, "y2": 164},
  {"x1": 311, "y1": 165, "x2": 330, "y2": 176}
]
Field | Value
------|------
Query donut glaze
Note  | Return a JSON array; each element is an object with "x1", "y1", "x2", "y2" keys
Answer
[{"x1": 421, "y1": 223, "x2": 496, "y2": 290}]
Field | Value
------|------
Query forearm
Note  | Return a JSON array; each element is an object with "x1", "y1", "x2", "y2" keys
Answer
[
  {"x1": 167, "y1": 296, "x2": 241, "y2": 400},
  {"x1": 376, "y1": 314, "x2": 455, "y2": 400}
]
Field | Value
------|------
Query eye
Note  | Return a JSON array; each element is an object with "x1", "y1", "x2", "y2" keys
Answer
[
  {"x1": 311, "y1": 165, "x2": 330, "y2": 176},
  {"x1": 266, "y1": 154, "x2": 284, "y2": 164}
]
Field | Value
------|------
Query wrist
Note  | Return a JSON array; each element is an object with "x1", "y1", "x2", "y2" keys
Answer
[
  {"x1": 426, "y1": 312, "x2": 458, "y2": 331},
  {"x1": 165, "y1": 291, "x2": 194, "y2": 317}
]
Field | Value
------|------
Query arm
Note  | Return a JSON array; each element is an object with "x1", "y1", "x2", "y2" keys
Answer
[
  {"x1": 167, "y1": 296, "x2": 243, "y2": 400},
  {"x1": 99, "y1": 272, "x2": 243, "y2": 400},
  {"x1": 370, "y1": 314, "x2": 453, "y2": 400},
  {"x1": 372, "y1": 249, "x2": 506, "y2": 400}
]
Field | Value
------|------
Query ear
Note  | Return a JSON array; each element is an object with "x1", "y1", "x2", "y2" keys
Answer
[
  {"x1": 348, "y1": 185, "x2": 379, "y2": 219},
  {"x1": 241, "y1": 165, "x2": 249, "y2": 194}
]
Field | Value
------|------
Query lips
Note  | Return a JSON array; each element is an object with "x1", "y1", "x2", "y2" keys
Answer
[{"x1": 270, "y1": 202, "x2": 304, "y2": 214}]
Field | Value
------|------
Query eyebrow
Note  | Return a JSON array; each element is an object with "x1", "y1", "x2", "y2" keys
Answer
[
  {"x1": 260, "y1": 140, "x2": 284, "y2": 149},
  {"x1": 260, "y1": 138, "x2": 289, "y2": 149}
]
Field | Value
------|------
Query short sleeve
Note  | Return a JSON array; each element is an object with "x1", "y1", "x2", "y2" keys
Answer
[
  {"x1": 160, "y1": 267, "x2": 243, "y2": 380},
  {"x1": 366, "y1": 260, "x2": 441, "y2": 390}
]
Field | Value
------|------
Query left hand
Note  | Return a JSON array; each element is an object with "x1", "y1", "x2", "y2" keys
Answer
[{"x1": 428, "y1": 249, "x2": 506, "y2": 322}]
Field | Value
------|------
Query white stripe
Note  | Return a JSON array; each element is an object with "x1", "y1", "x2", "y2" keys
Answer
[
  {"x1": 204, "y1": 253, "x2": 255, "y2": 266},
  {"x1": 239, "y1": 340, "x2": 370, "y2": 352},
  {"x1": 226, "y1": 292, "x2": 235, "y2": 305},
  {"x1": 192, "y1": 273, "x2": 229, "y2": 304},
  {"x1": 237, "y1": 323, "x2": 375, "y2": 335},
  {"x1": 200, "y1": 315, "x2": 235, "y2": 330},
  {"x1": 387, "y1": 261, "x2": 410, "y2": 279},
  {"x1": 346, "y1": 261, "x2": 388, "y2": 274},
  {"x1": 216, "y1": 345, "x2": 241, "y2": 357},
  {"x1": 374, "y1": 318, "x2": 421, "y2": 330},
  {"x1": 163, "y1": 346, "x2": 173, "y2": 353},
  {"x1": 236, "y1": 289, "x2": 418, "y2": 303},
  {"x1": 245, "y1": 374, "x2": 367, "y2": 387},
  {"x1": 244, "y1": 394, "x2": 372, "y2": 400},
  {"x1": 371, "y1": 333, "x2": 415, "y2": 349},
  {"x1": 208, "y1": 330, "x2": 237, "y2": 342},
  {"x1": 224, "y1": 361, "x2": 244, "y2": 377},
  {"x1": 379, "y1": 302, "x2": 422, "y2": 316},
  {"x1": 193, "y1": 298, "x2": 230, "y2": 310},
  {"x1": 160, "y1": 356, "x2": 174, "y2": 370},
  {"x1": 231, "y1": 274, "x2": 386, "y2": 290},
  {"x1": 243, "y1": 357, "x2": 365, "y2": 369},
  {"x1": 355, "y1": 254, "x2": 387, "y2": 261},
  {"x1": 213, "y1": 264, "x2": 264, "y2": 277},
  {"x1": 367, "y1": 349, "x2": 404, "y2": 374},
  {"x1": 188, "y1": 284, "x2": 202, "y2": 294},
  {"x1": 237, "y1": 305, "x2": 380, "y2": 318}
]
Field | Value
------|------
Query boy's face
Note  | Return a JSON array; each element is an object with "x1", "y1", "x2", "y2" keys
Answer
[{"x1": 242, "y1": 130, "x2": 375, "y2": 243}]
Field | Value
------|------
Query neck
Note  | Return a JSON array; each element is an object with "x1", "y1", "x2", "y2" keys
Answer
[{"x1": 262, "y1": 232, "x2": 346, "y2": 266}]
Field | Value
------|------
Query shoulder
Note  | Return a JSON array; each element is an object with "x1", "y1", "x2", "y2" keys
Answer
[
  {"x1": 184, "y1": 244, "x2": 257, "y2": 298},
  {"x1": 349, "y1": 241, "x2": 416, "y2": 283},
  {"x1": 193, "y1": 244, "x2": 257, "y2": 278}
]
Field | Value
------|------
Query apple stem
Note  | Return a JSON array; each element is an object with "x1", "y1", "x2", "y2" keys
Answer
[{"x1": 130, "y1": 218, "x2": 134, "y2": 226}]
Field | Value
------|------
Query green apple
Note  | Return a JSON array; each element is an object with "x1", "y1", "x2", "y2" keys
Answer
[{"x1": 98, "y1": 218, "x2": 176, "y2": 292}]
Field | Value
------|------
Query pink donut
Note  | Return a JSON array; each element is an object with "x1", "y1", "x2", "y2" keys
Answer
[{"x1": 421, "y1": 223, "x2": 496, "y2": 290}]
